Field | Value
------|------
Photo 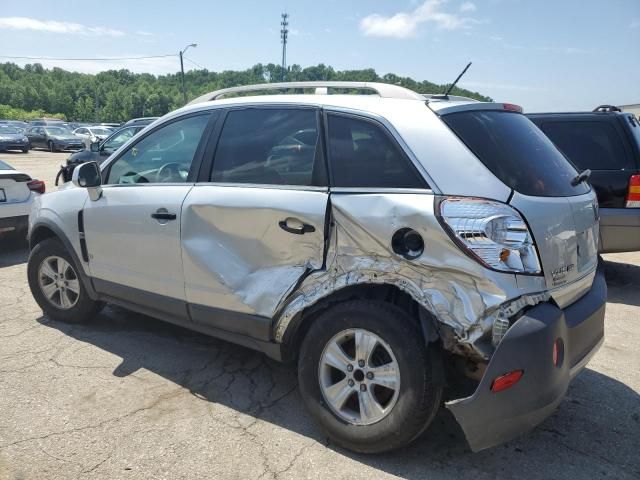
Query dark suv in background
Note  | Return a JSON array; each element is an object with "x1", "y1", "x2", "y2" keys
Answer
[{"x1": 529, "y1": 105, "x2": 640, "y2": 253}]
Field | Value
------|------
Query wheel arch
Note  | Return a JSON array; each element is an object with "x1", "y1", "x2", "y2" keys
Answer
[
  {"x1": 278, "y1": 283, "x2": 443, "y2": 365},
  {"x1": 28, "y1": 220, "x2": 98, "y2": 300}
]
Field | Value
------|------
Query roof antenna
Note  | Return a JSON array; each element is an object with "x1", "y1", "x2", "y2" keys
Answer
[{"x1": 442, "y1": 62, "x2": 472, "y2": 98}]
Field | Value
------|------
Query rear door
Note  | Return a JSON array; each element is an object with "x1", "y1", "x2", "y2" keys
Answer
[
  {"x1": 442, "y1": 110, "x2": 599, "y2": 291},
  {"x1": 182, "y1": 106, "x2": 329, "y2": 337}
]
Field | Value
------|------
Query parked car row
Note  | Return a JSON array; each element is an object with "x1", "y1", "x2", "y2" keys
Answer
[{"x1": 26, "y1": 81, "x2": 610, "y2": 455}]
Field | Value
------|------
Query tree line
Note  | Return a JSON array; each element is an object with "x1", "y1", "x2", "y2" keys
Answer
[{"x1": 0, "y1": 62, "x2": 491, "y2": 122}]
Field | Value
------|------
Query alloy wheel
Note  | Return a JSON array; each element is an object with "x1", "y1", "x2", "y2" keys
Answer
[
  {"x1": 318, "y1": 328, "x2": 401, "y2": 425},
  {"x1": 38, "y1": 256, "x2": 80, "y2": 310}
]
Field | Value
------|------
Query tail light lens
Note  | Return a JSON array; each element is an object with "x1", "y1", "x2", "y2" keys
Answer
[
  {"x1": 491, "y1": 370, "x2": 523, "y2": 393},
  {"x1": 626, "y1": 175, "x2": 640, "y2": 208},
  {"x1": 437, "y1": 197, "x2": 542, "y2": 274},
  {"x1": 27, "y1": 179, "x2": 45, "y2": 194}
]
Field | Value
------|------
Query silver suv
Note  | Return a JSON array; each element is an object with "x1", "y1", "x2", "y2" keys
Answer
[{"x1": 27, "y1": 82, "x2": 606, "y2": 453}]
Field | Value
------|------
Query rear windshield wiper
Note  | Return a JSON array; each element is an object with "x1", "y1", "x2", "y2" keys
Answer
[{"x1": 571, "y1": 169, "x2": 591, "y2": 187}]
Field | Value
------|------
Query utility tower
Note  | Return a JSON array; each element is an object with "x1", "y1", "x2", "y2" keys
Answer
[{"x1": 280, "y1": 13, "x2": 289, "y2": 81}]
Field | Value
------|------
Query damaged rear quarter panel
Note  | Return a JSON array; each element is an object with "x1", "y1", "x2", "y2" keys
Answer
[{"x1": 275, "y1": 192, "x2": 523, "y2": 349}]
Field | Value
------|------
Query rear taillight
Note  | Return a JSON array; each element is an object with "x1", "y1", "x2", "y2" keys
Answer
[
  {"x1": 27, "y1": 179, "x2": 45, "y2": 194},
  {"x1": 626, "y1": 175, "x2": 640, "y2": 208},
  {"x1": 437, "y1": 197, "x2": 542, "y2": 274}
]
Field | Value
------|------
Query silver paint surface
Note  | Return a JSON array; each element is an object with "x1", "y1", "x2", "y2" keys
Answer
[
  {"x1": 180, "y1": 184, "x2": 328, "y2": 316},
  {"x1": 274, "y1": 193, "x2": 528, "y2": 352}
]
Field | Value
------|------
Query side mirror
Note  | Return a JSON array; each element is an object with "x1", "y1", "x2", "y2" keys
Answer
[
  {"x1": 72, "y1": 161, "x2": 102, "y2": 201},
  {"x1": 90, "y1": 141, "x2": 100, "y2": 152}
]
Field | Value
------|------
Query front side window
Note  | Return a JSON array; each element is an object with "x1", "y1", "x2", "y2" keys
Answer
[
  {"x1": 540, "y1": 121, "x2": 632, "y2": 171},
  {"x1": 210, "y1": 108, "x2": 324, "y2": 186},
  {"x1": 327, "y1": 114, "x2": 425, "y2": 188},
  {"x1": 106, "y1": 114, "x2": 211, "y2": 184}
]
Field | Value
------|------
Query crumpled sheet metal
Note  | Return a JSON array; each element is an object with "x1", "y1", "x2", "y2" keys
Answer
[
  {"x1": 274, "y1": 194, "x2": 515, "y2": 349},
  {"x1": 180, "y1": 186, "x2": 328, "y2": 316}
]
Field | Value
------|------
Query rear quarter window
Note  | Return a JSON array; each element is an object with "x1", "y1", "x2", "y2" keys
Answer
[
  {"x1": 539, "y1": 120, "x2": 632, "y2": 171},
  {"x1": 443, "y1": 110, "x2": 589, "y2": 197}
]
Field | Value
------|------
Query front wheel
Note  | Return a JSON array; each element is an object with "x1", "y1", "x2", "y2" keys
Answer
[
  {"x1": 27, "y1": 238, "x2": 103, "y2": 323},
  {"x1": 298, "y1": 300, "x2": 443, "y2": 453}
]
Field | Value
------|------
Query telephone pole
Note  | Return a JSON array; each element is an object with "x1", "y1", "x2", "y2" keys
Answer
[
  {"x1": 179, "y1": 43, "x2": 197, "y2": 104},
  {"x1": 280, "y1": 13, "x2": 289, "y2": 81}
]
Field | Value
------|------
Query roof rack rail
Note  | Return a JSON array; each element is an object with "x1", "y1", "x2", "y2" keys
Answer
[
  {"x1": 188, "y1": 81, "x2": 424, "y2": 105},
  {"x1": 593, "y1": 105, "x2": 622, "y2": 113}
]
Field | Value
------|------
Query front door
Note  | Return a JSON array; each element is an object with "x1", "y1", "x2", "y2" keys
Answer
[
  {"x1": 182, "y1": 106, "x2": 329, "y2": 338},
  {"x1": 83, "y1": 112, "x2": 214, "y2": 310}
]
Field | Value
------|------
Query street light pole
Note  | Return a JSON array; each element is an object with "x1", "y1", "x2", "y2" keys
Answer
[{"x1": 180, "y1": 43, "x2": 197, "y2": 104}]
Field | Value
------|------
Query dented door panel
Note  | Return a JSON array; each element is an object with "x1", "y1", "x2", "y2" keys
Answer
[
  {"x1": 274, "y1": 192, "x2": 526, "y2": 351},
  {"x1": 181, "y1": 184, "x2": 328, "y2": 317}
]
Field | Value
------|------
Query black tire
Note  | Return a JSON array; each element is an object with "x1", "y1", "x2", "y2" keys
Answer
[
  {"x1": 48, "y1": 141, "x2": 56, "y2": 152},
  {"x1": 298, "y1": 300, "x2": 443, "y2": 453},
  {"x1": 22, "y1": 147, "x2": 28, "y2": 153},
  {"x1": 27, "y1": 238, "x2": 103, "y2": 323}
]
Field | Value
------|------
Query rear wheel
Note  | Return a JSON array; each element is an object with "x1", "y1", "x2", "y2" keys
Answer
[
  {"x1": 298, "y1": 300, "x2": 442, "y2": 453},
  {"x1": 28, "y1": 238, "x2": 103, "y2": 323}
]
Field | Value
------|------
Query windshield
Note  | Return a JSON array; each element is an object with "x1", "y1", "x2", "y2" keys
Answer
[
  {"x1": 0, "y1": 127, "x2": 21, "y2": 134},
  {"x1": 91, "y1": 128, "x2": 111, "y2": 136},
  {"x1": 45, "y1": 127, "x2": 71, "y2": 136},
  {"x1": 0, "y1": 160, "x2": 13, "y2": 170},
  {"x1": 442, "y1": 110, "x2": 590, "y2": 197}
]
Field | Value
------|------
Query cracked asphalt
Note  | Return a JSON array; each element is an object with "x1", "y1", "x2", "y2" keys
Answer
[{"x1": 1, "y1": 151, "x2": 639, "y2": 479}]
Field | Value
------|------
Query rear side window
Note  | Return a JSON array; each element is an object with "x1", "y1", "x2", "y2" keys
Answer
[
  {"x1": 211, "y1": 108, "x2": 325, "y2": 186},
  {"x1": 443, "y1": 111, "x2": 589, "y2": 197},
  {"x1": 539, "y1": 121, "x2": 631, "y2": 170},
  {"x1": 327, "y1": 114, "x2": 426, "y2": 188}
]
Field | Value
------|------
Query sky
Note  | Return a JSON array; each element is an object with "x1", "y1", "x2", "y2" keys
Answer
[{"x1": 0, "y1": 0, "x2": 638, "y2": 112}]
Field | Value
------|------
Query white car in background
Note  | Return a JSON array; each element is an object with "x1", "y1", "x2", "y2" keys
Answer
[
  {"x1": 72, "y1": 126, "x2": 114, "y2": 149},
  {"x1": 0, "y1": 159, "x2": 45, "y2": 238}
]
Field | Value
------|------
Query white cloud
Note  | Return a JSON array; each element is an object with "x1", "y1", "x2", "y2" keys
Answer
[
  {"x1": 135, "y1": 30, "x2": 154, "y2": 37},
  {"x1": 460, "y1": 2, "x2": 477, "y2": 12},
  {"x1": 360, "y1": 0, "x2": 480, "y2": 38},
  {"x1": 0, "y1": 17, "x2": 124, "y2": 37},
  {"x1": 12, "y1": 56, "x2": 180, "y2": 75},
  {"x1": 489, "y1": 35, "x2": 503, "y2": 41}
]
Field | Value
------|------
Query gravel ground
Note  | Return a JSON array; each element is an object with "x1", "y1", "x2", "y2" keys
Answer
[{"x1": 1, "y1": 151, "x2": 639, "y2": 479}]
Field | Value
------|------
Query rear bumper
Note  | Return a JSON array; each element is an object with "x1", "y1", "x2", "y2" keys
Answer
[
  {"x1": 599, "y1": 208, "x2": 640, "y2": 253},
  {"x1": 446, "y1": 261, "x2": 606, "y2": 452}
]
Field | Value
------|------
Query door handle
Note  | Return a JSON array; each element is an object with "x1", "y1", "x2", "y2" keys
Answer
[
  {"x1": 279, "y1": 218, "x2": 316, "y2": 235},
  {"x1": 151, "y1": 209, "x2": 177, "y2": 221}
]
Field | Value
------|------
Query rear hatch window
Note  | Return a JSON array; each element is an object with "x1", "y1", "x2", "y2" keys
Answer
[
  {"x1": 538, "y1": 120, "x2": 632, "y2": 171},
  {"x1": 442, "y1": 110, "x2": 590, "y2": 197}
]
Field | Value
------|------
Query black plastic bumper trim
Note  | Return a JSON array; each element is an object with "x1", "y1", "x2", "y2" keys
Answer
[{"x1": 446, "y1": 261, "x2": 606, "y2": 452}]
